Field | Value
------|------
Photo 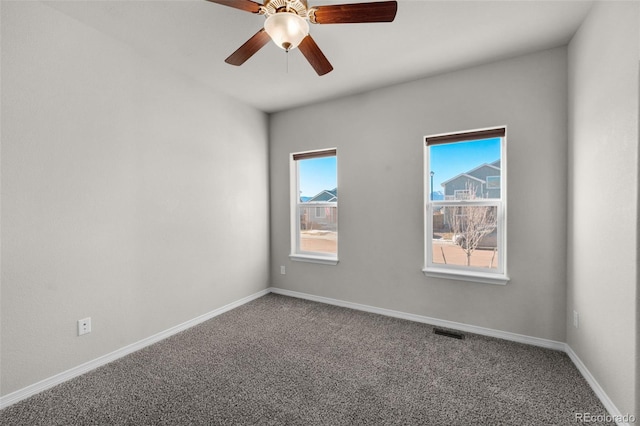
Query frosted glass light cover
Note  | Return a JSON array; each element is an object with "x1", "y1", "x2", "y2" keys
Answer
[{"x1": 264, "y1": 12, "x2": 309, "y2": 51}]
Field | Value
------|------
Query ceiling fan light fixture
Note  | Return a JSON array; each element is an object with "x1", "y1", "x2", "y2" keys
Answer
[{"x1": 263, "y1": 12, "x2": 309, "y2": 51}]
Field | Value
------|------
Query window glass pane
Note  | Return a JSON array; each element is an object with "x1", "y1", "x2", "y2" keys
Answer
[
  {"x1": 299, "y1": 205, "x2": 337, "y2": 254},
  {"x1": 431, "y1": 205, "x2": 499, "y2": 270},
  {"x1": 295, "y1": 154, "x2": 337, "y2": 257},
  {"x1": 429, "y1": 138, "x2": 501, "y2": 200},
  {"x1": 298, "y1": 156, "x2": 337, "y2": 202}
]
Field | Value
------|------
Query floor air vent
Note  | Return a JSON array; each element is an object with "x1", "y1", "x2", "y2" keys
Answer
[{"x1": 434, "y1": 328, "x2": 465, "y2": 340}]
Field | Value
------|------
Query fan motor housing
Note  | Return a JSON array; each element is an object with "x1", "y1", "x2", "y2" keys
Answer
[{"x1": 262, "y1": 0, "x2": 309, "y2": 18}]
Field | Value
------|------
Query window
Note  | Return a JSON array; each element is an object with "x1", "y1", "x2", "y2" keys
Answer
[
  {"x1": 486, "y1": 176, "x2": 500, "y2": 189},
  {"x1": 424, "y1": 127, "x2": 508, "y2": 284},
  {"x1": 290, "y1": 149, "x2": 338, "y2": 264}
]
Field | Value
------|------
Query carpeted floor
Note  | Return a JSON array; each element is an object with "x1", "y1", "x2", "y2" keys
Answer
[{"x1": 0, "y1": 294, "x2": 613, "y2": 425}]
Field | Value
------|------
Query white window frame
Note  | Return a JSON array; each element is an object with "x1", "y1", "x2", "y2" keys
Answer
[
  {"x1": 289, "y1": 149, "x2": 338, "y2": 265},
  {"x1": 423, "y1": 127, "x2": 509, "y2": 285}
]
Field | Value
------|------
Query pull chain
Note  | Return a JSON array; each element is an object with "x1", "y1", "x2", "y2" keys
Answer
[{"x1": 286, "y1": 49, "x2": 289, "y2": 74}]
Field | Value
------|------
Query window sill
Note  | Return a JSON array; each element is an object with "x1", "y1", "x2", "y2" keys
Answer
[
  {"x1": 290, "y1": 254, "x2": 339, "y2": 265},
  {"x1": 422, "y1": 268, "x2": 509, "y2": 285}
]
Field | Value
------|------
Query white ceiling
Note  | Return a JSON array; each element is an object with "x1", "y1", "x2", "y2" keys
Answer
[{"x1": 46, "y1": 0, "x2": 594, "y2": 113}]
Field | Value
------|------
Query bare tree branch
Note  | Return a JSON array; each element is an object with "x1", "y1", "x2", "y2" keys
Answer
[{"x1": 449, "y1": 182, "x2": 497, "y2": 266}]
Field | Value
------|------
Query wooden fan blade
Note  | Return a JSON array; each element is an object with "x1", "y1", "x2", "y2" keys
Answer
[
  {"x1": 204, "y1": 0, "x2": 262, "y2": 14},
  {"x1": 225, "y1": 29, "x2": 271, "y2": 66},
  {"x1": 298, "y1": 35, "x2": 333, "y2": 76},
  {"x1": 312, "y1": 1, "x2": 397, "y2": 24}
]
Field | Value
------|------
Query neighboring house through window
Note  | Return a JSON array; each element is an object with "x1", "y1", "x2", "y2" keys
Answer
[
  {"x1": 424, "y1": 127, "x2": 508, "y2": 284},
  {"x1": 290, "y1": 149, "x2": 338, "y2": 264}
]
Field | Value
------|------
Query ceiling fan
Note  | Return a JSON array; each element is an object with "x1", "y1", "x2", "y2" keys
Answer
[{"x1": 206, "y1": 0, "x2": 398, "y2": 76}]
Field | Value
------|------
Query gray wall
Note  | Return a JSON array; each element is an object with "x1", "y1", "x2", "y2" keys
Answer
[
  {"x1": 567, "y1": 1, "x2": 639, "y2": 417},
  {"x1": 1, "y1": 2, "x2": 269, "y2": 396},
  {"x1": 270, "y1": 47, "x2": 568, "y2": 342}
]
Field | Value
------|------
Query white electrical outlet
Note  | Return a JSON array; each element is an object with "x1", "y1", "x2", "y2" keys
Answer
[
  {"x1": 78, "y1": 317, "x2": 92, "y2": 336},
  {"x1": 280, "y1": 265, "x2": 286, "y2": 275},
  {"x1": 573, "y1": 311, "x2": 579, "y2": 328}
]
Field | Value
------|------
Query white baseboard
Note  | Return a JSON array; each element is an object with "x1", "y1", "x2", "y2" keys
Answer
[
  {"x1": 0, "y1": 288, "x2": 270, "y2": 410},
  {"x1": 564, "y1": 346, "x2": 631, "y2": 426},
  {"x1": 269, "y1": 287, "x2": 566, "y2": 351}
]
